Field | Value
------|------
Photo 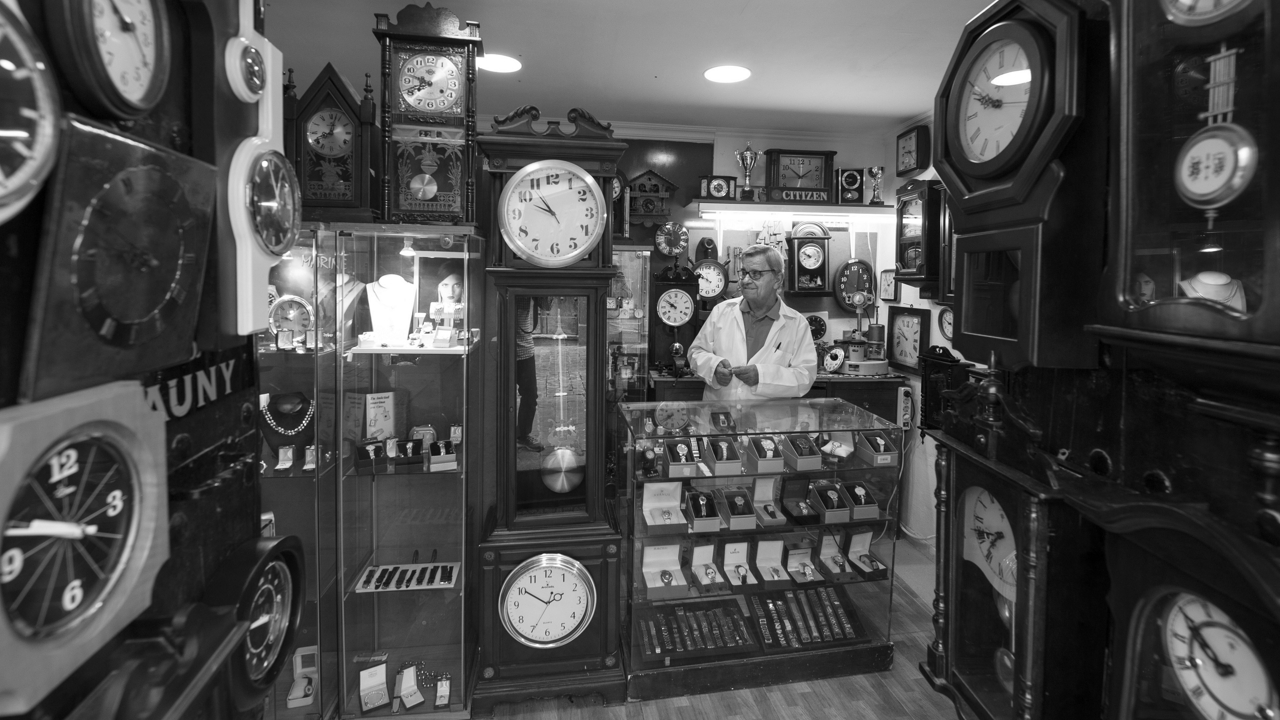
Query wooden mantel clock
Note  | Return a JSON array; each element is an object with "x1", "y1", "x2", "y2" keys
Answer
[{"x1": 472, "y1": 106, "x2": 628, "y2": 715}]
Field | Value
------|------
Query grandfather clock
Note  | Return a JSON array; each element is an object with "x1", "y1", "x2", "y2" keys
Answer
[
  {"x1": 372, "y1": 2, "x2": 480, "y2": 224},
  {"x1": 471, "y1": 106, "x2": 628, "y2": 715}
]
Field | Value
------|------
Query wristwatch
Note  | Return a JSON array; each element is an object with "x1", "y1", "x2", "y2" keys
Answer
[
  {"x1": 735, "y1": 565, "x2": 748, "y2": 582},
  {"x1": 826, "y1": 489, "x2": 840, "y2": 508},
  {"x1": 764, "y1": 504, "x2": 777, "y2": 519},
  {"x1": 797, "y1": 501, "x2": 810, "y2": 514},
  {"x1": 832, "y1": 555, "x2": 846, "y2": 571},
  {"x1": 661, "y1": 509, "x2": 672, "y2": 522},
  {"x1": 760, "y1": 438, "x2": 775, "y2": 458},
  {"x1": 660, "y1": 569, "x2": 674, "y2": 586},
  {"x1": 733, "y1": 496, "x2": 746, "y2": 513},
  {"x1": 704, "y1": 565, "x2": 717, "y2": 581},
  {"x1": 801, "y1": 563, "x2": 814, "y2": 581},
  {"x1": 717, "y1": 441, "x2": 729, "y2": 460},
  {"x1": 698, "y1": 494, "x2": 707, "y2": 517}
]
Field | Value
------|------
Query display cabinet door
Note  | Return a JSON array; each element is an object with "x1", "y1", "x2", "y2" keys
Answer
[{"x1": 939, "y1": 187, "x2": 957, "y2": 305}]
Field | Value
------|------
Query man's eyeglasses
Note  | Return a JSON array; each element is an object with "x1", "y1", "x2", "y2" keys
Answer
[{"x1": 739, "y1": 269, "x2": 775, "y2": 282}]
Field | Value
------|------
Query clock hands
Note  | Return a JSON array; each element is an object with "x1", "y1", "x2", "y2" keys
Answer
[
  {"x1": 4, "y1": 519, "x2": 100, "y2": 540},
  {"x1": 108, "y1": 0, "x2": 152, "y2": 71},
  {"x1": 1178, "y1": 608, "x2": 1236, "y2": 677},
  {"x1": 249, "y1": 613, "x2": 273, "y2": 630},
  {"x1": 532, "y1": 189, "x2": 560, "y2": 224}
]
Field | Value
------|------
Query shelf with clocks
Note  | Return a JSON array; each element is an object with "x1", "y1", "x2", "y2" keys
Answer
[
  {"x1": 696, "y1": 202, "x2": 895, "y2": 217},
  {"x1": 617, "y1": 398, "x2": 905, "y2": 700}
]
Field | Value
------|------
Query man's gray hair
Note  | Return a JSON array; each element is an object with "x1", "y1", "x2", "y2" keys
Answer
[{"x1": 742, "y1": 244, "x2": 784, "y2": 275}]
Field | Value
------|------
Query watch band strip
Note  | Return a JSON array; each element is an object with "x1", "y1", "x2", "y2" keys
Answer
[
  {"x1": 640, "y1": 617, "x2": 653, "y2": 656},
  {"x1": 750, "y1": 596, "x2": 775, "y2": 647},
  {"x1": 674, "y1": 607, "x2": 698, "y2": 649},
  {"x1": 763, "y1": 599, "x2": 787, "y2": 647},
  {"x1": 658, "y1": 614, "x2": 674, "y2": 650},
  {"x1": 714, "y1": 608, "x2": 738, "y2": 646},
  {"x1": 704, "y1": 611, "x2": 724, "y2": 648},
  {"x1": 784, "y1": 592, "x2": 812, "y2": 644},
  {"x1": 734, "y1": 613, "x2": 754, "y2": 648},
  {"x1": 686, "y1": 608, "x2": 706, "y2": 649},
  {"x1": 816, "y1": 587, "x2": 843, "y2": 639},
  {"x1": 426, "y1": 565, "x2": 439, "y2": 585},
  {"x1": 806, "y1": 589, "x2": 834, "y2": 642},
  {"x1": 648, "y1": 620, "x2": 662, "y2": 654},
  {"x1": 667, "y1": 613, "x2": 685, "y2": 652},
  {"x1": 772, "y1": 599, "x2": 803, "y2": 647},
  {"x1": 697, "y1": 611, "x2": 719, "y2": 648},
  {"x1": 794, "y1": 589, "x2": 821, "y2": 640},
  {"x1": 823, "y1": 587, "x2": 857, "y2": 638}
]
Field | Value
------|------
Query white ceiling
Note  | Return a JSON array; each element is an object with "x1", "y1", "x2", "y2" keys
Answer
[{"x1": 265, "y1": 0, "x2": 991, "y2": 136}]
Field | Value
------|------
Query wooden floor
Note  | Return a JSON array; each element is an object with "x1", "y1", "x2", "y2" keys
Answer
[{"x1": 490, "y1": 549, "x2": 960, "y2": 720}]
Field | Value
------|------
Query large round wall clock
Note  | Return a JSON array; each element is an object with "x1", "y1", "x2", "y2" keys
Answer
[
  {"x1": 947, "y1": 20, "x2": 1052, "y2": 179},
  {"x1": 498, "y1": 159, "x2": 607, "y2": 268},
  {"x1": 46, "y1": 0, "x2": 172, "y2": 120},
  {"x1": 0, "y1": 382, "x2": 167, "y2": 714},
  {"x1": 0, "y1": 1, "x2": 61, "y2": 226},
  {"x1": 693, "y1": 259, "x2": 727, "y2": 299},
  {"x1": 500, "y1": 553, "x2": 597, "y2": 649},
  {"x1": 834, "y1": 260, "x2": 874, "y2": 313},
  {"x1": 305, "y1": 107, "x2": 354, "y2": 158},
  {"x1": 656, "y1": 288, "x2": 695, "y2": 327}
]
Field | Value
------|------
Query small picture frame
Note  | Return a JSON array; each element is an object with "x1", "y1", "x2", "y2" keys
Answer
[{"x1": 879, "y1": 269, "x2": 899, "y2": 302}]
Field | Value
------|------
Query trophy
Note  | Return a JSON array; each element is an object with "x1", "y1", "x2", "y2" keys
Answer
[
  {"x1": 735, "y1": 142, "x2": 763, "y2": 201},
  {"x1": 867, "y1": 166, "x2": 885, "y2": 205}
]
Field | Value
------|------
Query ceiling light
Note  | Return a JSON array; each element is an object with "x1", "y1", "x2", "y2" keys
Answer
[
  {"x1": 477, "y1": 54, "x2": 521, "y2": 73},
  {"x1": 400, "y1": 239, "x2": 416, "y2": 257},
  {"x1": 991, "y1": 69, "x2": 1031, "y2": 86},
  {"x1": 704, "y1": 65, "x2": 751, "y2": 83}
]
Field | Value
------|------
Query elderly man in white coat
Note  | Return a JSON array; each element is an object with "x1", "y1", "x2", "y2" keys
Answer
[{"x1": 689, "y1": 244, "x2": 817, "y2": 402}]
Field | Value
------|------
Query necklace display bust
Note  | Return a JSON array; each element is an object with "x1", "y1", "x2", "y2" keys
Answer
[
  {"x1": 1178, "y1": 270, "x2": 1246, "y2": 312},
  {"x1": 366, "y1": 274, "x2": 417, "y2": 343}
]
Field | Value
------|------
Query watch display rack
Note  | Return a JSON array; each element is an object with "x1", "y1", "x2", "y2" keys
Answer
[
  {"x1": 617, "y1": 398, "x2": 903, "y2": 700},
  {"x1": 255, "y1": 224, "x2": 341, "y2": 718},
  {"x1": 332, "y1": 224, "x2": 482, "y2": 717}
]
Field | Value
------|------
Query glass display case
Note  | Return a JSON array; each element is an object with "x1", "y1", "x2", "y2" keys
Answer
[
  {"x1": 607, "y1": 249, "x2": 651, "y2": 482},
  {"x1": 616, "y1": 398, "x2": 904, "y2": 700},
  {"x1": 331, "y1": 224, "x2": 482, "y2": 717},
  {"x1": 256, "y1": 224, "x2": 341, "y2": 718}
]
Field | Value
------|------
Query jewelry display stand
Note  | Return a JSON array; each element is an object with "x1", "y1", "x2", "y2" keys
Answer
[{"x1": 1178, "y1": 271, "x2": 1247, "y2": 312}]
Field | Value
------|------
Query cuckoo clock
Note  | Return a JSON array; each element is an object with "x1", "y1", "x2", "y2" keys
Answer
[
  {"x1": 285, "y1": 63, "x2": 381, "y2": 221},
  {"x1": 628, "y1": 169, "x2": 678, "y2": 228},
  {"x1": 372, "y1": 2, "x2": 480, "y2": 225}
]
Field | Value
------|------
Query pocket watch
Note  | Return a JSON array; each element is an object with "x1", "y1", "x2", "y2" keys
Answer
[
  {"x1": 268, "y1": 295, "x2": 314, "y2": 336},
  {"x1": 46, "y1": 0, "x2": 172, "y2": 119},
  {"x1": 305, "y1": 107, "x2": 354, "y2": 158},
  {"x1": 656, "y1": 288, "x2": 695, "y2": 327},
  {"x1": 0, "y1": 1, "x2": 61, "y2": 226},
  {"x1": 497, "y1": 159, "x2": 607, "y2": 268},
  {"x1": 500, "y1": 553, "x2": 597, "y2": 649},
  {"x1": 693, "y1": 260, "x2": 727, "y2": 299},
  {"x1": 654, "y1": 222, "x2": 690, "y2": 257}
]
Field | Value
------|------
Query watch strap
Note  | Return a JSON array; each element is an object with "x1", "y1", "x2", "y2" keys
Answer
[
  {"x1": 657, "y1": 614, "x2": 674, "y2": 651},
  {"x1": 816, "y1": 587, "x2": 843, "y2": 639},
  {"x1": 674, "y1": 607, "x2": 698, "y2": 649},
  {"x1": 647, "y1": 620, "x2": 662, "y2": 654},
  {"x1": 772, "y1": 599, "x2": 803, "y2": 647},
  {"x1": 823, "y1": 587, "x2": 858, "y2": 638},
  {"x1": 704, "y1": 611, "x2": 724, "y2": 648},
  {"x1": 785, "y1": 591, "x2": 812, "y2": 644},
  {"x1": 750, "y1": 596, "x2": 775, "y2": 647},
  {"x1": 685, "y1": 608, "x2": 706, "y2": 648},
  {"x1": 793, "y1": 589, "x2": 820, "y2": 640},
  {"x1": 714, "y1": 608, "x2": 738, "y2": 646},
  {"x1": 806, "y1": 589, "x2": 834, "y2": 642},
  {"x1": 640, "y1": 617, "x2": 653, "y2": 656}
]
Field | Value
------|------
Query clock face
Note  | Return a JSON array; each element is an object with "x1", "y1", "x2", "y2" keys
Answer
[
  {"x1": 1160, "y1": 0, "x2": 1255, "y2": 26},
  {"x1": 835, "y1": 260, "x2": 874, "y2": 312},
  {"x1": 91, "y1": 0, "x2": 163, "y2": 106},
  {"x1": 500, "y1": 554, "x2": 596, "y2": 649},
  {"x1": 798, "y1": 244, "x2": 825, "y2": 270},
  {"x1": 655, "y1": 222, "x2": 689, "y2": 257},
  {"x1": 781, "y1": 155, "x2": 826, "y2": 188},
  {"x1": 1174, "y1": 124, "x2": 1258, "y2": 210},
  {"x1": 0, "y1": 2, "x2": 60, "y2": 225},
  {"x1": 654, "y1": 401, "x2": 688, "y2": 430},
  {"x1": 1158, "y1": 592, "x2": 1278, "y2": 720},
  {"x1": 840, "y1": 170, "x2": 862, "y2": 190},
  {"x1": 244, "y1": 559, "x2": 293, "y2": 681},
  {"x1": 694, "y1": 261, "x2": 726, "y2": 298},
  {"x1": 959, "y1": 37, "x2": 1035, "y2": 165},
  {"x1": 240, "y1": 45, "x2": 265, "y2": 97},
  {"x1": 399, "y1": 52, "x2": 463, "y2": 113},
  {"x1": 656, "y1": 288, "x2": 694, "y2": 327},
  {"x1": 900, "y1": 197, "x2": 923, "y2": 238},
  {"x1": 269, "y1": 296, "x2": 313, "y2": 335},
  {"x1": 498, "y1": 159, "x2": 607, "y2": 268},
  {"x1": 898, "y1": 133, "x2": 917, "y2": 172},
  {"x1": 823, "y1": 346, "x2": 845, "y2": 372},
  {"x1": 248, "y1": 151, "x2": 302, "y2": 256},
  {"x1": 807, "y1": 314, "x2": 827, "y2": 341},
  {"x1": 960, "y1": 485, "x2": 1018, "y2": 602},
  {"x1": 73, "y1": 165, "x2": 201, "y2": 347},
  {"x1": 306, "y1": 108, "x2": 353, "y2": 158},
  {"x1": 892, "y1": 314, "x2": 923, "y2": 368},
  {"x1": 2, "y1": 433, "x2": 137, "y2": 638},
  {"x1": 709, "y1": 177, "x2": 729, "y2": 198},
  {"x1": 940, "y1": 307, "x2": 955, "y2": 341}
]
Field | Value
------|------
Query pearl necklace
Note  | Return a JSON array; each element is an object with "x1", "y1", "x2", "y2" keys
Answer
[{"x1": 262, "y1": 399, "x2": 314, "y2": 436}]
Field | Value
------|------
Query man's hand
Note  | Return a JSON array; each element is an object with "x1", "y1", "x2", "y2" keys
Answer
[
  {"x1": 713, "y1": 360, "x2": 733, "y2": 386},
  {"x1": 731, "y1": 365, "x2": 759, "y2": 386}
]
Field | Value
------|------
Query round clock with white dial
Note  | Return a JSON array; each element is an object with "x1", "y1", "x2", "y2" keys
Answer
[
  {"x1": 249, "y1": 151, "x2": 302, "y2": 257},
  {"x1": 268, "y1": 295, "x2": 314, "y2": 336},
  {"x1": 398, "y1": 52, "x2": 463, "y2": 113},
  {"x1": 656, "y1": 288, "x2": 695, "y2": 327},
  {"x1": 47, "y1": 0, "x2": 172, "y2": 119},
  {"x1": 940, "y1": 306, "x2": 955, "y2": 341},
  {"x1": 653, "y1": 401, "x2": 689, "y2": 431},
  {"x1": 799, "y1": 244, "x2": 825, "y2": 270},
  {"x1": 500, "y1": 554, "x2": 596, "y2": 649},
  {"x1": 960, "y1": 485, "x2": 1018, "y2": 602},
  {"x1": 694, "y1": 260, "x2": 727, "y2": 299},
  {"x1": 306, "y1": 108, "x2": 354, "y2": 158},
  {"x1": 0, "y1": 1, "x2": 60, "y2": 226},
  {"x1": 823, "y1": 345, "x2": 846, "y2": 373},
  {"x1": 498, "y1": 159, "x2": 607, "y2": 268}
]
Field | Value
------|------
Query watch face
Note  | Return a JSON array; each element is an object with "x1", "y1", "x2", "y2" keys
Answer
[
  {"x1": 781, "y1": 155, "x2": 826, "y2": 188},
  {"x1": 654, "y1": 402, "x2": 688, "y2": 430},
  {"x1": 960, "y1": 486, "x2": 1018, "y2": 601},
  {"x1": 940, "y1": 307, "x2": 955, "y2": 341},
  {"x1": 91, "y1": 0, "x2": 165, "y2": 107},
  {"x1": 500, "y1": 554, "x2": 597, "y2": 649},
  {"x1": 245, "y1": 559, "x2": 293, "y2": 681},
  {"x1": 306, "y1": 108, "x2": 354, "y2": 158},
  {"x1": 840, "y1": 170, "x2": 863, "y2": 190},
  {"x1": 0, "y1": 2, "x2": 60, "y2": 225},
  {"x1": 958, "y1": 33, "x2": 1037, "y2": 166},
  {"x1": 656, "y1": 289, "x2": 694, "y2": 327},
  {"x1": 399, "y1": 52, "x2": 463, "y2": 113},
  {"x1": 900, "y1": 197, "x2": 923, "y2": 238},
  {"x1": 799, "y1": 244, "x2": 825, "y2": 270},
  {"x1": 655, "y1": 222, "x2": 689, "y2": 257},
  {"x1": 498, "y1": 159, "x2": 606, "y2": 267},
  {"x1": 240, "y1": 44, "x2": 265, "y2": 96},
  {"x1": 835, "y1": 260, "x2": 874, "y2": 312},
  {"x1": 269, "y1": 296, "x2": 313, "y2": 335},
  {"x1": 823, "y1": 346, "x2": 845, "y2": 372},
  {"x1": 2, "y1": 433, "x2": 137, "y2": 638},
  {"x1": 694, "y1": 261, "x2": 726, "y2": 298},
  {"x1": 1160, "y1": 0, "x2": 1255, "y2": 26},
  {"x1": 249, "y1": 151, "x2": 302, "y2": 256},
  {"x1": 709, "y1": 178, "x2": 729, "y2": 197}
]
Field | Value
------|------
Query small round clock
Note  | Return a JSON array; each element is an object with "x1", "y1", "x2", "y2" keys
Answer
[
  {"x1": 1160, "y1": 0, "x2": 1255, "y2": 26},
  {"x1": 939, "y1": 306, "x2": 955, "y2": 341},
  {"x1": 399, "y1": 52, "x2": 462, "y2": 113},
  {"x1": 0, "y1": 2, "x2": 60, "y2": 226},
  {"x1": 654, "y1": 222, "x2": 689, "y2": 257},
  {"x1": 305, "y1": 108, "x2": 354, "y2": 158},
  {"x1": 653, "y1": 401, "x2": 689, "y2": 431},
  {"x1": 839, "y1": 169, "x2": 863, "y2": 200},
  {"x1": 1174, "y1": 124, "x2": 1258, "y2": 211},
  {"x1": 798, "y1": 244, "x2": 825, "y2": 270},
  {"x1": 268, "y1": 295, "x2": 314, "y2": 336},
  {"x1": 834, "y1": 260, "x2": 875, "y2": 313},
  {"x1": 47, "y1": 0, "x2": 172, "y2": 119},
  {"x1": 946, "y1": 20, "x2": 1051, "y2": 179},
  {"x1": 224, "y1": 36, "x2": 265, "y2": 104},
  {"x1": 656, "y1": 288, "x2": 695, "y2": 327},
  {"x1": 693, "y1": 260, "x2": 727, "y2": 299},
  {"x1": 807, "y1": 314, "x2": 827, "y2": 341},
  {"x1": 249, "y1": 151, "x2": 302, "y2": 256},
  {"x1": 708, "y1": 177, "x2": 731, "y2": 198},
  {"x1": 500, "y1": 554, "x2": 596, "y2": 649},
  {"x1": 244, "y1": 558, "x2": 293, "y2": 682},
  {"x1": 823, "y1": 345, "x2": 846, "y2": 373},
  {"x1": 498, "y1": 159, "x2": 607, "y2": 268}
]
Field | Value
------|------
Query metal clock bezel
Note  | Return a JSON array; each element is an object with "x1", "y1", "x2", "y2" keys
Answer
[
  {"x1": 268, "y1": 294, "x2": 315, "y2": 336},
  {"x1": 1173, "y1": 123, "x2": 1258, "y2": 210},
  {"x1": 1159, "y1": 0, "x2": 1255, "y2": 26},
  {"x1": 499, "y1": 553, "x2": 597, "y2": 649},
  {"x1": 0, "y1": 1, "x2": 61, "y2": 226},
  {"x1": 656, "y1": 288, "x2": 695, "y2": 327},
  {"x1": 654, "y1": 222, "x2": 690, "y2": 257},
  {"x1": 497, "y1": 159, "x2": 607, "y2": 268},
  {"x1": 693, "y1": 259, "x2": 728, "y2": 299}
]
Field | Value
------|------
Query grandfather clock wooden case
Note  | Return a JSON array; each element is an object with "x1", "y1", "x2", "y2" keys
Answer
[{"x1": 471, "y1": 107, "x2": 628, "y2": 715}]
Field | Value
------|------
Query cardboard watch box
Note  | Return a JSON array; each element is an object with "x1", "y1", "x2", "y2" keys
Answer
[
  {"x1": 780, "y1": 477, "x2": 820, "y2": 524},
  {"x1": 716, "y1": 487, "x2": 757, "y2": 530},
  {"x1": 691, "y1": 543, "x2": 729, "y2": 593},
  {"x1": 840, "y1": 479, "x2": 881, "y2": 520},
  {"x1": 853, "y1": 430, "x2": 898, "y2": 467},
  {"x1": 684, "y1": 487, "x2": 723, "y2": 533},
  {"x1": 741, "y1": 435, "x2": 786, "y2": 474},
  {"x1": 643, "y1": 481, "x2": 688, "y2": 535},
  {"x1": 664, "y1": 437, "x2": 700, "y2": 478},
  {"x1": 808, "y1": 480, "x2": 850, "y2": 523},
  {"x1": 818, "y1": 531, "x2": 859, "y2": 582},
  {"x1": 753, "y1": 539, "x2": 791, "y2": 590},
  {"x1": 781, "y1": 433, "x2": 823, "y2": 471},
  {"x1": 847, "y1": 530, "x2": 889, "y2": 581},
  {"x1": 721, "y1": 541, "x2": 757, "y2": 587},
  {"x1": 702, "y1": 436, "x2": 742, "y2": 476},
  {"x1": 752, "y1": 476, "x2": 787, "y2": 526},
  {"x1": 642, "y1": 543, "x2": 688, "y2": 600}
]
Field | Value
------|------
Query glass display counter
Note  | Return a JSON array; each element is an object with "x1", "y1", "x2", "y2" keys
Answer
[
  {"x1": 332, "y1": 224, "x2": 481, "y2": 718},
  {"x1": 256, "y1": 224, "x2": 341, "y2": 718},
  {"x1": 616, "y1": 398, "x2": 903, "y2": 699}
]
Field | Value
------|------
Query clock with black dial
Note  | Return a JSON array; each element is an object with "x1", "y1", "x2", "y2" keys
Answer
[{"x1": 834, "y1": 260, "x2": 875, "y2": 313}]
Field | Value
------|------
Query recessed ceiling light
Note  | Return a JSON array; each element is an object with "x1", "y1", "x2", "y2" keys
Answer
[
  {"x1": 991, "y1": 69, "x2": 1031, "y2": 86},
  {"x1": 477, "y1": 54, "x2": 521, "y2": 73},
  {"x1": 704, "y1": 65, "x2": 750, "y2": 83}
]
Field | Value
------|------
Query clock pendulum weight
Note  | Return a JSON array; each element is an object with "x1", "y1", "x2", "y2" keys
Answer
[{"x1": 542, "y1": 302, "x2": 584, "y2": 493}]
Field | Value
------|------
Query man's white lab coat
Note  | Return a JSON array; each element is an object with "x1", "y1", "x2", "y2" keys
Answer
[{"x1": 688, "y1": 295, "x2": 817, "y2": 402}]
